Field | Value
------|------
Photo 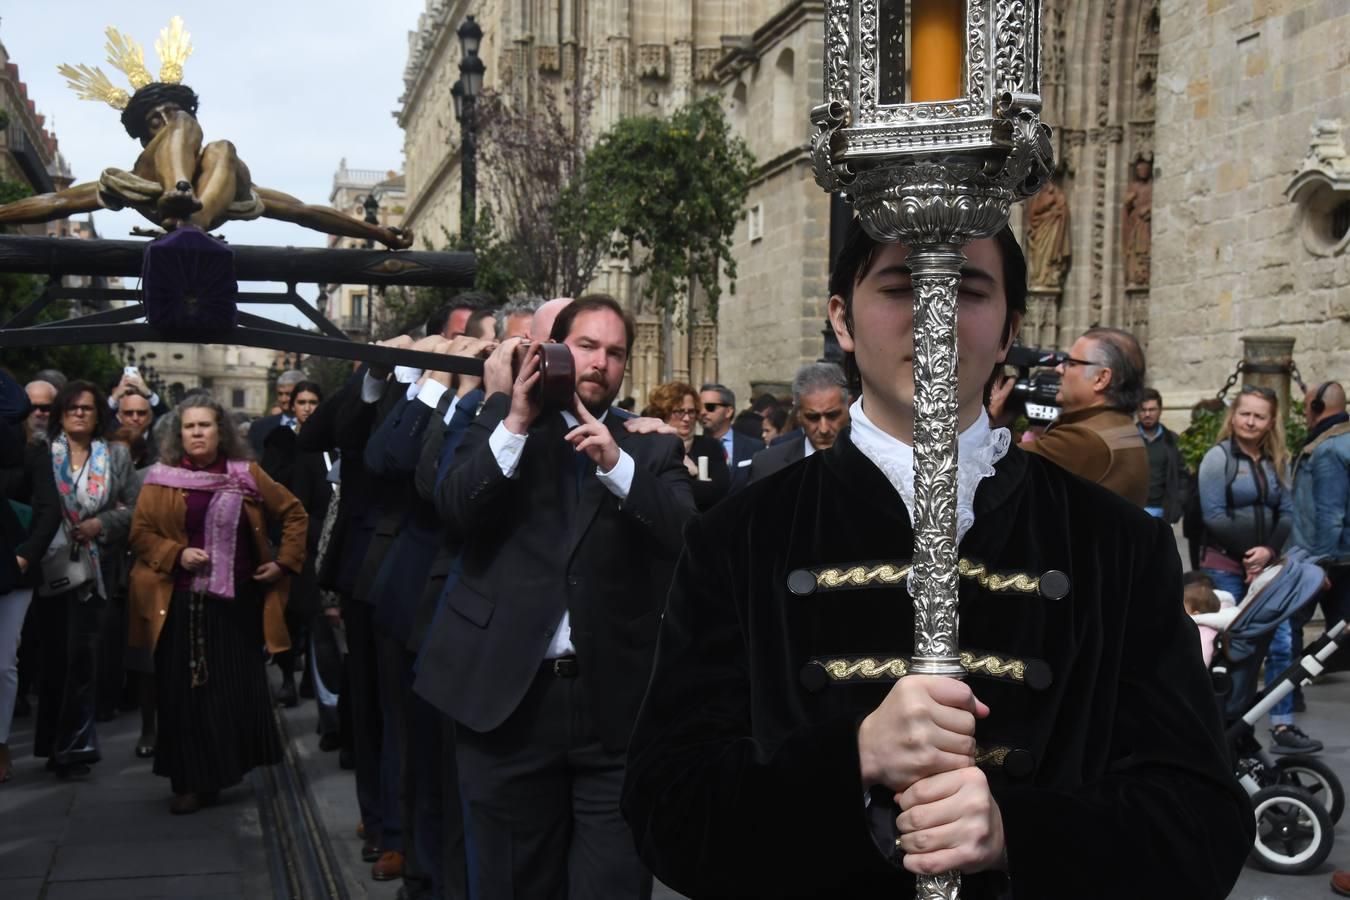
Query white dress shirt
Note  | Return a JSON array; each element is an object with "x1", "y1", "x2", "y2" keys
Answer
[
  {"x1": 846, "y1": 399, "x2": 1010, "y2": 549},
  {"x1": 487, "y1": 410, "x2": 635, "y2": 658}
]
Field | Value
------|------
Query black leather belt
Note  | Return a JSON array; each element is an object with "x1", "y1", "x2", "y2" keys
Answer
[{"x1": 543, "y1": 656, "x2": 579, "y2": 678}]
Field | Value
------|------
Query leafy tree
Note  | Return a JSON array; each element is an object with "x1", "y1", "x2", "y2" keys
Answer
[
  {"x1": 0, "y1": 178, "x2": 121, "y2": 388},
  {"x1": 476, "y1": 86, "x2": 610, "y2": 300},
  {"x1": 569, "y1": 96, "x2": 757, "y2": 321}
]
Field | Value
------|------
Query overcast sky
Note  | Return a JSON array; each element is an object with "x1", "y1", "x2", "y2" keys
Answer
[{"x1": 1, "y1": 0, "x2": 428, "y2": 323}]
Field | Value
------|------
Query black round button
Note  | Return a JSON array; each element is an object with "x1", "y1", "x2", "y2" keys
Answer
[
  {"x1": 1004, "y1": 748, "x2": 1035, "y2": 778},
  {"x1": 1024, "y1": 660, "x2": 1053, "y2": 692},
  {"x1": 799, "y1": 662, "x2": 829, "y2": 693},
  {"x1": 787, "y1": 569, "x2": 818, "y2": 597},
  {"x1": 1039, "y1": 570, "x2": 1071, "y2": 600}
]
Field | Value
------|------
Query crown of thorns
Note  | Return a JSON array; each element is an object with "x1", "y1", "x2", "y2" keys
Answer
[{"x1": 58, "y1": 17, "x2": 194, "y2": 112}]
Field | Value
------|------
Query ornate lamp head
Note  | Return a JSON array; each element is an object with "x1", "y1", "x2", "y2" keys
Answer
[{"x1": 811, "y1": 0, "x2": 1055, "y2": 245}]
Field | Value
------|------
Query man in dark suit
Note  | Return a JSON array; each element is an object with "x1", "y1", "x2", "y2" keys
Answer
[
  {"x1": 248, "y1": 369, "x2": 305, "y2": 457},
  {"x1": 434, "y1": 294, "x2": 696, "y2": 900},
  {"x1": 698, "y1": 383, "x2": 760, "y2": 491},
  {"x1": 747, "y1": 361, "x2": 851, "y2": 483}
]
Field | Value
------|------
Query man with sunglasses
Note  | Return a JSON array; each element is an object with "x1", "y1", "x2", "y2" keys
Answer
[
  {"x1": 990, "y1": 327, "x2": 1149, "y2": 505},
  {"x1": 23, "y1": 381, "x2": 57, "y2": 443},
  {"x1": 699, "y1": 384, "x2": 759, "y2": 491}
]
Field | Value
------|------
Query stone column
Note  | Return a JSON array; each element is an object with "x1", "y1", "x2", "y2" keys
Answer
[
  {"x1": 629, "y1": 313, "x2": 662, "y2": 408},
  {"x1": 1241, "y1": 335, "x2": 1297, "y2": 416},
  {"x1": 689, "y1": 320, "x2": 717, "y2": 390},
  {"x1": 669, "y1": 314, "x2": 690, "y2": 384},
  {"x1": 1025, "y1": 289, "x2": 1062, "y2": 349}
]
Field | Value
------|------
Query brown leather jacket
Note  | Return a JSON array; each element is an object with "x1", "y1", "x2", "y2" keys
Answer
[
  {"x1": 1023, "y1": 406, "x2": 1149, "y2": 506},
  {"x1": 128, "y1": 460, "x2": 307, "y2": 654}
]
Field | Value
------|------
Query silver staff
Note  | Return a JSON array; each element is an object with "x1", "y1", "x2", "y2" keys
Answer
[{"x1": 811, "y1": 3, "x2": 1054, "y2": 897}]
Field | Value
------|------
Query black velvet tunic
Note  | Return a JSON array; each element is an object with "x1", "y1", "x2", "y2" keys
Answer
[{"x1": 622, "y1": 431, "x2": 1253, "y2": 899}]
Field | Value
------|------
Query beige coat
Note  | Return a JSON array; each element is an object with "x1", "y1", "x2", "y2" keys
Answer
[{"x1": 128, "y1": 460, "x2": 307, "y2": 654}]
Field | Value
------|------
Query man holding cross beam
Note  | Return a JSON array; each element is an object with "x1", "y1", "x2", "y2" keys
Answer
[{"x1": 621, "y1": 221, "x2": 1252, "y2": 898}]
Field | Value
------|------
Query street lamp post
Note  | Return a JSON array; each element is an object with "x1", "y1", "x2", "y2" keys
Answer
[
  {"x1": 363, "y1": 193, "x2": 380, "y2": 336},
  {"x1": 454, "y1": 16, "x2": 485, "y2": 246}
]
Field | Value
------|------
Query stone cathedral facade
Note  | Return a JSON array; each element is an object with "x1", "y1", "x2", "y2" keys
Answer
[{"x1": 400, "y1": 0, "x2": 1350, "y2": 415}]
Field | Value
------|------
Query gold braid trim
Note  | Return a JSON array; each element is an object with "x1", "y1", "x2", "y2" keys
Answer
[
  {"x1": 958, "y1": 559, "x2": 1041, "y2": 594},
  {"x1": 816, "y1": 652, "x2": 1028, "y2": 684},
  {"x1": 960, "y1": 651, "x2": 1027, "y2": 681},
  {"x1": 820, "y1": 657, "x2": 909, "y2": 680},
  {"x1": 975, "y1": 745, "x2": 1011, "y2": 767},
  {"x1": 812, "y1": 559, "x2": 1040, "y2": 595},
  {"x1": 816, "y1": 563, "x2": 912, "y2": 589}
]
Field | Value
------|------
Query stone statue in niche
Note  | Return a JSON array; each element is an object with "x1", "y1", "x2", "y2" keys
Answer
[
  {"x1": 1026, "y1": 176, "x2": 1071, "y2": 289},
  {"x1": 1122, "y1": 157, "x2": 1154, "y2": 287}
]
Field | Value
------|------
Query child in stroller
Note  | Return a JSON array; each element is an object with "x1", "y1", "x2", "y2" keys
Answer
[{"x1": 1203, "y1": 547, "x2": 1348, "y2": 874}]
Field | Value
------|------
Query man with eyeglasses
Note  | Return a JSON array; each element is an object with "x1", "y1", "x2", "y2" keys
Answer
[
  {"x1": 990, "y1": 327, "x2": 1149, "y2": 505},
  {"x1": 699, "y1": 383, "x2": 759, "y2": 491},
  {"x1": 116, "y1": 391, "x2": 158, "y2": 465}
]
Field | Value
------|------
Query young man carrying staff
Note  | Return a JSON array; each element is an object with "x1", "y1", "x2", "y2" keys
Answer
[{"x1": 622, "y1": 220, "x2": 1253, "y2": 898}]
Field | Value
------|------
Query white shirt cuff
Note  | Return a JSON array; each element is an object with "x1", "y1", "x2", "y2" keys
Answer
[
  {"x1": 417, "y1": 380, "x2": 449, "y2": 410},
  {"x1": 405, "y1": 381, "x2": 420, "y2": 401},
  {"x1": 394, "y1": 365, "x2": 423, "y2": 384},
  {"x1": 361, "y1": 373, "x2": 387, "y2": 403},
  {"x1": 148, "y1": 392, "x2": 161, "y2": 408},
  {"x1": 442, "y1": 394, "x2": 461, "y2": 425},
  {"x1": 596, "y1": 448, "x2": 635, "y2": 502},
  {"x1": 489, "y1": 421, "x2": 528, "y2": 478}
]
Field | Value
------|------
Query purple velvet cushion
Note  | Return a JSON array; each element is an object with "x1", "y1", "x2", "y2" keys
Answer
[{"x1": 141, "y1": 226, "x2": 238, "y2": 330}]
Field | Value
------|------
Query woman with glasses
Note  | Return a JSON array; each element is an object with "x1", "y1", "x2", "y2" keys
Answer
[
  {"x1": 1197, "y1": 385, "x2": 1314, "y2": 753},
  {"x1": 36, "y1": 380, "x2": 140, "y2": 777},
  {"x1": 646, "y1": 381, "x2": 729, "y2": 511}
]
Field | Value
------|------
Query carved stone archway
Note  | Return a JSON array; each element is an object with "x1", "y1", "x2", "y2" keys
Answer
[{"x1": 1026, "y1": 0, "x2": 1158, "y2": 351}]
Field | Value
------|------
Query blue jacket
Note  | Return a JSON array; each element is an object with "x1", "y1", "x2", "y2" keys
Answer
[{"x1": 1288, "y1": 418, "x2": 1350, "y2": 562}]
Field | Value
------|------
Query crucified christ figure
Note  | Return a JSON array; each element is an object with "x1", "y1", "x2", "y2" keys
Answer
[{"x1": 0, "y1": 82, "x2": 412, "y2": 250}]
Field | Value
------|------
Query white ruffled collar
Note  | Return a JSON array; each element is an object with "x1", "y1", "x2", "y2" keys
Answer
[{"x1": 847, "y1": 398, "x2": 1010, "y2": 545}]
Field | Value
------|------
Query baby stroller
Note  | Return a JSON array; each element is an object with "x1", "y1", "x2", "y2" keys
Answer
[{"x1": 1210, "y1": 547, "x2": 1347, "y2": 875}]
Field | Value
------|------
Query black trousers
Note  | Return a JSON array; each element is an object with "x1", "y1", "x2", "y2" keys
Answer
[
  {"x1": 95, "y1": 591, "x2": 127, "y2": 717},
  {"x1": 342, "y1": 593, "x2": 384, "y2": 842},
  {"x1": 455, "y1": 669, "x2": 652, "y2": 900},
  {"x1": 34, "y1": 588, "x2": 105, "y2": 765}
]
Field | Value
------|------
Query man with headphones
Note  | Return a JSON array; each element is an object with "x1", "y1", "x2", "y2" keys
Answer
[{"x1": 1288, "y1": 381, "x2": 1350, "y2": 691}]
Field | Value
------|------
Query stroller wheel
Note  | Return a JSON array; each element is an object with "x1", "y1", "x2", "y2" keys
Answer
[
  {"x1": 1276, "y1": 755, "x2": 1345, "y2": 824},
  {"x1": 1250, "y1": 785, "x2": 1334, "y2": 874}
]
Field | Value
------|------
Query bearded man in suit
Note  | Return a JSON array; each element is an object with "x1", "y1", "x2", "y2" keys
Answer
[{"x1": 434, "y1": 293, "x2": 696, "y2": 899}]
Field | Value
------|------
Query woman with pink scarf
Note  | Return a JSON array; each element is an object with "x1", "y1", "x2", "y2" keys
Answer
[{"x1": 130, "y1": 395, "x2": 306, "y2": 814}]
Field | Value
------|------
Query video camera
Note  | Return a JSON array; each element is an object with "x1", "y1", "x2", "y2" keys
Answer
[{"x1": 1004, "y1": 346, "x2": 1066, "y2": 425}]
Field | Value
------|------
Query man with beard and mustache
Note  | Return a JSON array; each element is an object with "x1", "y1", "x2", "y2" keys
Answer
[{"x1": 434, "y1": 293, "x2": 696, "y2": 899}]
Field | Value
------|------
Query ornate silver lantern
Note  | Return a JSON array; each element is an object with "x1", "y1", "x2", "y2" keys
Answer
[{"x1": 811, "y1": 4, "x2": 1054, "y2": 897}]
